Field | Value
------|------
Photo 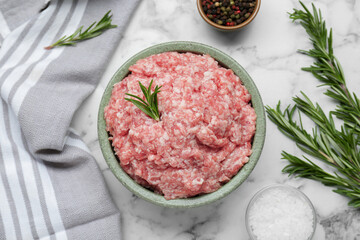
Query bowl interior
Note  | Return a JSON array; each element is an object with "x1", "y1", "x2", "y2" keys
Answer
[
  {"x1": 196, "y1": 0, "x2": 261, "y2": 31},
  {"x1": 98, "y1": 41, "x2": 266, "y2": 208}
]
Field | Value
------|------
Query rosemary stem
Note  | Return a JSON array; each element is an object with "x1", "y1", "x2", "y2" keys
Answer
[{"x1": 267, "y1": 1, "x2": 360, "y2": 208}]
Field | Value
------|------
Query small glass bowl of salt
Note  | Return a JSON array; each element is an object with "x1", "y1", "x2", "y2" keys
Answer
[{"x1": 245, "y1": 184, "x2": 316, "y2": 240}]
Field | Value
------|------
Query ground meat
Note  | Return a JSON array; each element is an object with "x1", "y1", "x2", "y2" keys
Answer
[{"x1": 104, "y1": 52, "x2": 256, "y2": 200}]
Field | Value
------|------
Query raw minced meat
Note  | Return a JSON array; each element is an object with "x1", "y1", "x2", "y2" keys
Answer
[{"x1": 104, "y1": 52, "x2": 256, "y2": 200}]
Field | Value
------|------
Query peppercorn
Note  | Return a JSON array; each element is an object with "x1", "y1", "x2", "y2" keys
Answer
[{"x1": 201, "y1": 0, "x2": 256, "y2": 27}]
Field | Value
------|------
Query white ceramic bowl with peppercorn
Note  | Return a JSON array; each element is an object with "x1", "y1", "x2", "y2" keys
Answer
[{"x1": 197, "y1": 0, "x2": 261, "y2": 31}]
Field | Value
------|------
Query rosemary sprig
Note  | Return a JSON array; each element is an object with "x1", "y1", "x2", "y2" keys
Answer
[
  {"x1": 125, "y1": 80, "x2": 162, "y2": 121},
  {"x1": 45, "y1": 10, "x2": 117, "y2": 50},
  {"x1": 266, "y1": 1, "x2": 360, "y2": 208}
]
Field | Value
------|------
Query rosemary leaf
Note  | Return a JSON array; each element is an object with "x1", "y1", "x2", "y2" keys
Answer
[
  {"x1": 266, "y1": 1, "x2": 360, "y2": 208},
  {"x1": 45, "y1": 10, "x2": 117, "y2": 50},
  {"x1": 125, "y1": 80, "x2": 162, "y2": 121}
]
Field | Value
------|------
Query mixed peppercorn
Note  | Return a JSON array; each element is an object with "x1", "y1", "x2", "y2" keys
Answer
[{"x1": 201, "y1": 0, "x2": 257, "y2": 26}]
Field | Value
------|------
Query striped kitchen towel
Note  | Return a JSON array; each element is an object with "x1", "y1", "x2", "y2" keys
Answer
[{"x1": 0, "y1": 0, "x2": 140, "y2": 239}]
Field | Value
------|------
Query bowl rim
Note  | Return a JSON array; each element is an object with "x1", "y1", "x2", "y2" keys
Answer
[
  {"x1": 98, "y1": 41, "x2": 266, "y2": 208},
  {"x1": 196, "y1": 0, "x2": 261, "y2": 30},
  {"x1": 245, "y1": 184, "x2": 317, "y2": 240}
]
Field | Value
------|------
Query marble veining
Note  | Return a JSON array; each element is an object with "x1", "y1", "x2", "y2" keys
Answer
[
  {"x1": 321, "y1": 209, "x2": 360, "y2": 240},
  {"x1": 70, "y1": 0, "x2": 360, "y2": 239}
]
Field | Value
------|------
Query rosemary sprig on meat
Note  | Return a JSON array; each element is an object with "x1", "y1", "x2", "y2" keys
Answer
[
  {"x1": 266, "y1": 1, "x2": 360, "y2": 208},
  {"x1": 45, "y1": 10, "x2": 117, "y2": 50},
  {"x1": 125, "y1": 79, "x2": 162, "y2": 121}
]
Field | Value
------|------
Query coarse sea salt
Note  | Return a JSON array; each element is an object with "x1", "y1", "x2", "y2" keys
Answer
[{"x1": 247, "y1": 185, "x2": 315, "y2": 240}]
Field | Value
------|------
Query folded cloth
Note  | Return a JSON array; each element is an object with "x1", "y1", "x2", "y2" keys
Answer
[{"x1": 0, "y1": 0, "x2": 140, "y2": 239}]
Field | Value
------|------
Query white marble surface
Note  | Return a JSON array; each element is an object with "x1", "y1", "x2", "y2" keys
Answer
[{"x1": 71, "y1": 0, "x2": 360, "y2": 239}]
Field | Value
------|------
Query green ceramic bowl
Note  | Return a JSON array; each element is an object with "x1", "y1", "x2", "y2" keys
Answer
[{"x1": 98, "y1": 41, "x2": 266, "y2": 208}]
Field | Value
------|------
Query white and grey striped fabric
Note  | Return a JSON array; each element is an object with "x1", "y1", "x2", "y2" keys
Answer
[{"x1": 0, "y1": 0, "x2": 140, "y2": 239}]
